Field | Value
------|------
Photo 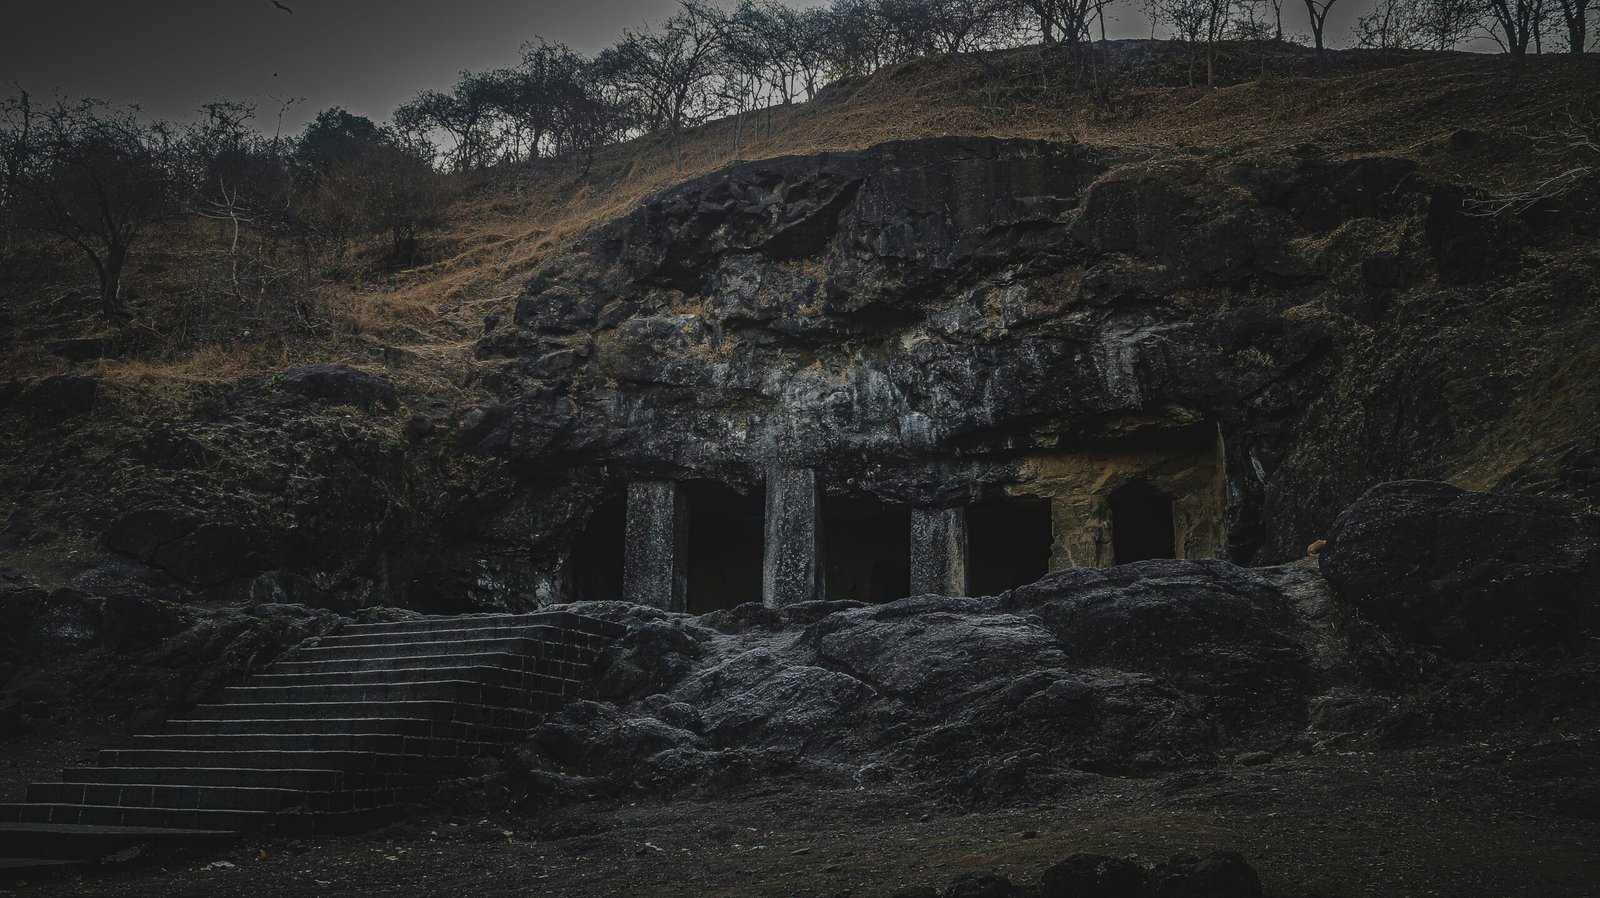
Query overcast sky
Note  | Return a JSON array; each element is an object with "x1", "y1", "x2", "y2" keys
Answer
[{"x1": 4, "y1": 0, "x2": 1379, "y2": 133}]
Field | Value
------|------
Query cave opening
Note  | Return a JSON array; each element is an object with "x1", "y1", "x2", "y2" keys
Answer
[
  {"x1": 823, "y1": 496, "x2": 911, "y2": 603},
  {"x1": 569, "y1": 491, "x2": 626, "y2": 602},
  {"x1": 1111, "y1": 480, "x2": 1176, "y2": 564},
  {"x1": 684, "y1": 481, "x2": 765, "y2": 614},
  {"x1": 966, "y1": 495, "x2": 1053, "y2": 596}
]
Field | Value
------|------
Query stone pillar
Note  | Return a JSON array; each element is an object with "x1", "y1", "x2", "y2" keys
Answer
[
  {"x1": 762, "y1": 467, "x2": 822, "y2": 606},
  {"x1": 910, "y1": 507, "x2": 968, "y2": 597},
  {"x1": 623, "y1": 480, "x2": 686, "y2": 611}
]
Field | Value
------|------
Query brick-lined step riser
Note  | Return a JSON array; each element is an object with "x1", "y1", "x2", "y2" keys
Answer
[
  {"x1": 97, "y1": 749, "x2": 465, "y2": 776},
  {"x1": 0, "y1": 803, "x2": 270, "y2": 831},
  {"x1": 0, "y1": 825, "x2": 235, "y2": 861},
  {"x1": 219, "y1": 678, "x2": 564, "y2": 708},
  {"x1": 306, "y1": 624, "x2": 587, "y2": 651},
  {"x1": 338, "y1": 612, "x2": 626, "y2": 640},
  {"x1": 29, "y1": 782, "x2": 299, "y2": 812},
  {"x1": 266, "y1": 651, "x2": 599, "y2": 686},
  {"x1": 62, "y1": 766, "x2": 345, "y2": 791},
  {"x1": 164, "y1": 717, "x2": 526, "y2": 743},
  {"x1": 184, "y1": 700, "x2": 547, "y2": 727},
  {"x1": 286, "y1": 634, "x2": 606, "y2": 665},
  {"x1": 26, "y1": 781, "x2": 432, "y2": 815},
  {"x1": 123, "y1": 733, "x2": 494, "y2": 757},
  {"x1": 247, "y1": 665, "x2": 585, "y2": 696}
]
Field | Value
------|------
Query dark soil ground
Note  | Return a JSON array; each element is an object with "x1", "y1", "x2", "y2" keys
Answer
[{"x1": 5, "y1": 729, "x2": 1597, "y2": 898}]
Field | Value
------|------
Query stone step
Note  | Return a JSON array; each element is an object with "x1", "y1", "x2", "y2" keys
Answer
[
  {"x1": 266, "y1": 650, "x2": 590, "y2": 681},
  {"x1": 29, "y1": 782, "x2": 301, "y2": 812},
  {"x1": 0, "y1": 823, "x2": 235, "y2": 861},
  {"x1": 309, "y1": 623, "x2": 574, "y2": 649},
  {"x1": 0, "y1": 857, "x2": 81, "y2": 872},
  {"x1": 63, "y1": 766, "x2": 346, "y2": 791},
  {"x1": 338, "y1": 611, "x2": 625, "y2": 640},
  {"x1": 97, "y1": 748, "x2": 460, "y2": 776},
  {"x1": 63, "y1": 765, "x2": 433, "y2": 792},
  {"x1": 122, "y1": 732, "x2": 474, "y2": 757},
  {"x1": 248, "y1": 664, "x2": 572, "y2": 694},
  {"x1": 0, "y1": 802, "x2": 271, "y2": 831},
  {"x1": 286, "y1": 634, "x2": 593, "y2": 664},
  {"x1": 183, "y1": 700, "x2": 541, "y2": 728},
  {"x1": 218, "y1": 678, "x2": 555, "y2": 709},
  {"x1": 165, "y1": 716, "x2": 525, "y2": 743}
]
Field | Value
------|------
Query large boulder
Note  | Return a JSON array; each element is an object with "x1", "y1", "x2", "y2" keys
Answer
[
  {"x1": 1319, "y1": 480, "x2": 1596, "y2": 655},
  {"x1": 804, "y1": 595, "x2": 1066, "y2": 712},
  {"x1": 275, "y1": 363, "x2": 397, "y2": 412},
  {"x1": 999, "y1": 560, "x2": 1316, "y2": 727}
]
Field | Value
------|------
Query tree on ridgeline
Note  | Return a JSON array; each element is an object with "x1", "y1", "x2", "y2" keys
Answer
[
  {"x1": 1481, "y1": 0, "x2": 1544, "y2": 77},
  {"x1": 0, "y1": 87, "x2": 33, "y2": 252},
  {"x1": 599, "y1": 2, "x2": 726, "y2": 171},
  {"x1": 294, "y1": 107, "x2": 444, "y2": 263},
  {"x1": 1302, "y1": 0, "x2": 1340, "y2": 72},
  {"x1": 1548, "y1": 0, "x2": 1592, "y2": 52},
  {"x1": 5, "y1": 98, "x2": 183, "y2": 318},
  {"x1": 393, "y1": 71, "x2": 502, "y2": 171}
]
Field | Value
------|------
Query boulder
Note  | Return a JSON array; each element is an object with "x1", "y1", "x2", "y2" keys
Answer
[
  {"x1": 804, "y1": 595, "x2": 1065, "y2": 711},
  {"x1": 1039, "y1": 853, "x2": 1149, "y2": 898},
  {"x1": 1320, "y1": 480, "x2": 1595, "y2": 655},
  {"x1": 105, "y1": 507, "x2": 198, "y2": 563},
  {"x1": 1148, "y1": 852, "x2": 1263, "y2": 898},
  {"x1": 276, "y1": 363, "x2": 397, "y2": 412},
  {"x1": 999, "y1": 560, "x2": 1315, "y2": 725},
  {"x1": 943, "y1": 873, "x2": 1017, "y2": 898},
  {"x1": 150, "y1": 522, "x2": 262, "y2": 587},
  {"x1": 22, "y1": 374, "x2": 97, "y2": 416}
]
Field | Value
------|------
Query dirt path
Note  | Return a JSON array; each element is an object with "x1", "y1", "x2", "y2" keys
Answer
[{"x1": 7, "y1": 734, "x2": 1597, "y2": 898}]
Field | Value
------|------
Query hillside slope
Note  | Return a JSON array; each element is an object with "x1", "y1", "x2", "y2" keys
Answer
[{"x1": 0, "y1": 41, "x2": 1597, "y2": 607}]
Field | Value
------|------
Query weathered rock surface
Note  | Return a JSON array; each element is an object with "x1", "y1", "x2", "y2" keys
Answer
[
  {"x1": 1320, "y1": 480, "x2": 1597, "y2": 656},
  {"x1": 517, "y1": 559, "x2": 1328, "y2": 797},
  {"x1": 4, "y1": 133, "x2": 1596, "y2": 614},
  {"x1": 0, "y1": 589, "x2": 343, "y2": 732}
]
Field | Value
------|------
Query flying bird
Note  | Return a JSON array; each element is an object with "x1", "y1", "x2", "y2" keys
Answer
[{"x1": 271, "y1": 1, "x2": 294, "y2": 13}]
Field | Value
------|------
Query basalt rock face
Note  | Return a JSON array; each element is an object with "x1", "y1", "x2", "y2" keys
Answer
[
  {"x1": 4, "y1": 135, "x2": 1596, "y2": 613},
  {"x1": 450, "y1": 134, "x2": 1595, "y2": 608},
  {"x1": 473, "y1": 138, "x2": 1312, "y2": 578}
]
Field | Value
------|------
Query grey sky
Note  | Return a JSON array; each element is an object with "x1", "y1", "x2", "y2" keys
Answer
[{"x1": 4, "y1": 0, "x2": 1380, "y2": 133}]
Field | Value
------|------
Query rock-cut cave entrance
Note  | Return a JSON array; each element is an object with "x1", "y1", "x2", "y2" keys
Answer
[
  {"x1": 1111, "y1": 480, "x2": 1176, "y2": 564},
  {"x1": 684, "y1": 481, "x2": 765, "y2": 614},
  {"x1": 569, "y1": 491, "x2": 627, "y2": 602},
  {"x1": 823, "y1": 497, "x2": 911, "y2": 603},
  {"x1": 965, "y1": 495, "x2": 1054, "y2": 596}
]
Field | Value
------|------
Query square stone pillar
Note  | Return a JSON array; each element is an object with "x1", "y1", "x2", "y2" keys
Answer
[
  {"x1": 762, "y1": 467, "x2": 822, "y2": 606},
  {"x1": 910, "y1": 506, "x2": 968, "y2": 597},
  {"x1": 624, "y1": 480, "x2": 686, "y2": 611}
]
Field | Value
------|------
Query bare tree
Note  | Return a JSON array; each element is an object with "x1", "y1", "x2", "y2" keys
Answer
[
  {"x1": 393, "y1": 71, "x2": 503, "y2": 171},
  {"x1": 1482, "y1": 0, "x2": 1546, "y2": 77},
  {"x1": 1148, "y1": 0, "x2": 1236, "y2": 88},
  {"x1": 1302, "y1": 0, "x2": 1340, "y2": 73},
  {"x1": 920, "y1": 0, "x2": 1016, "y2": 91},
  {"x1": 1549, "y1": 0, "x2": 1593, "y2": 50},
  {"x1": 8, "y1": 98, "x2": 182, "y2": 318},
  {"x1": 0, "y1": 86, "x2": 32, "y2": 252},
  {"x1": 601, "y1": 2, "x2": 726, "y2": 171}
]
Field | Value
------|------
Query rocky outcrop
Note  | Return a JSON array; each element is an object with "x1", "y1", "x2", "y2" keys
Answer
[
  {"x1": 5, "y1": 132, "x2": 1598, "y2": 613},
  {"x1": 516, "y1": 559, "x2": 1328, "y2": 798},
  {"x1": 0, "y1": 589, "x2": 344, "y2": 734},
  {"x1": 1320, "y1": 480, "x2": 1597, "y2": 656}
]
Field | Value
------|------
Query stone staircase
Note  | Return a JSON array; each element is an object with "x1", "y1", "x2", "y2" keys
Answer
[{"x1": 0, "y1": 610, "x2": 625, "y2": 872}]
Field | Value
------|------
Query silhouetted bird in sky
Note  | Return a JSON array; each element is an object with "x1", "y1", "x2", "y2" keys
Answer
[{"x1": 271, "y1": 1, "x2": 294, "y2": 13}]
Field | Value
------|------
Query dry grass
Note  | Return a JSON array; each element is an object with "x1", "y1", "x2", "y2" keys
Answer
[{"x1": 4, "y1": 41, "x2": 1598, "y2": 409}]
